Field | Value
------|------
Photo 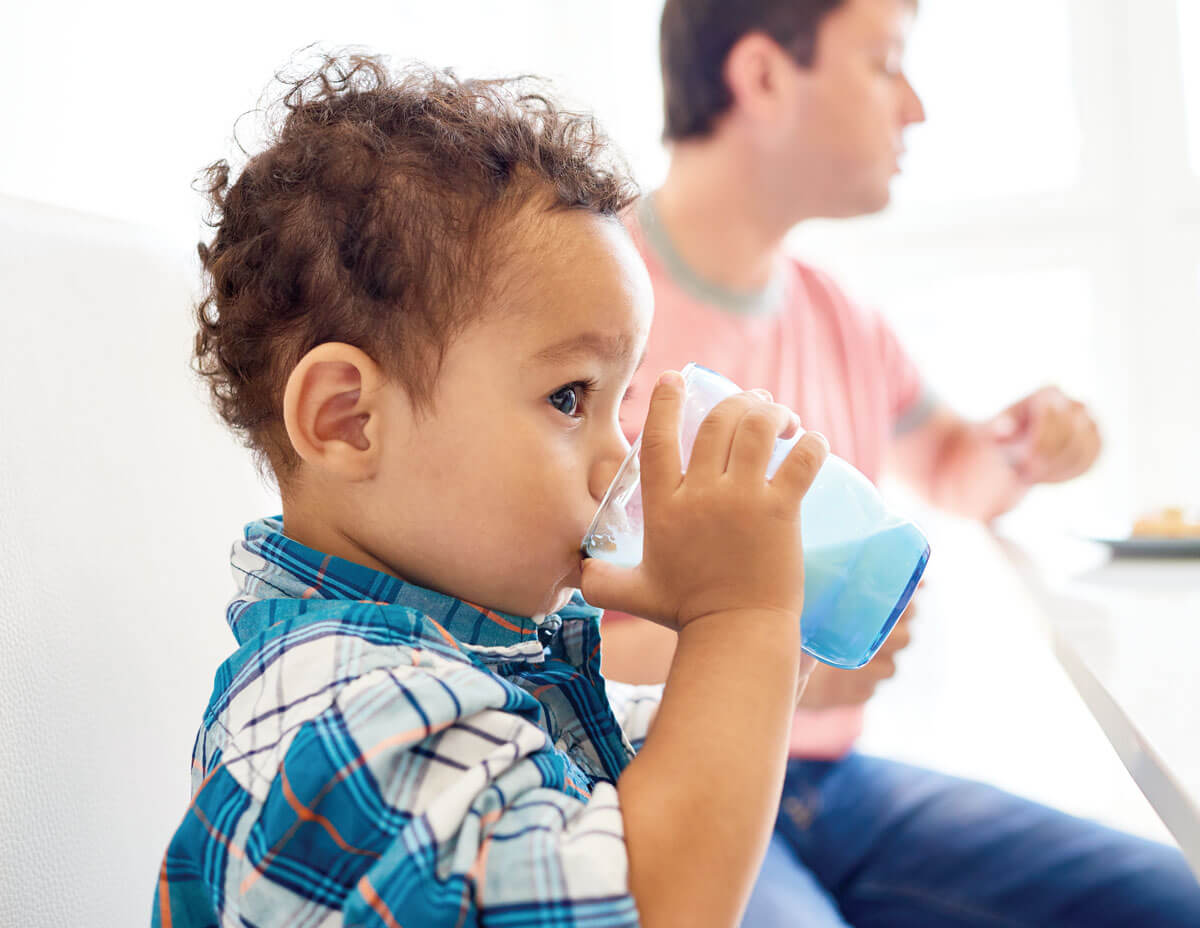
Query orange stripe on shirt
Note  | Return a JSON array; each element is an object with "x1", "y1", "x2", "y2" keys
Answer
[
  {"x1": 241, "y1": 717, "x2": 459, "y2": 894},
  {"x1": 157, "y1": 855, "x2": 173, "y2": 928},
  {"x1": 358, "y1": 876, "x2": 404, "y2": 928},
  {"x1": 563, "y1": 774, "x2": 591, "y2": 798},
  {"x1": 303, "y1": 555, "x2": 333, "y2": 598},
  {"x1": 279, "y1": 765, "x2": 378, "y2": 858},
  {"x1": 466, "y1": 808, "x2": 504, "y2": 906},
  {"x1": 191, "y1": 804, "x2": 246, "y2": 862},
  {"x1": 424, "y1": 616, "x2": 463, "y2": 651},
  {"x1": 239, "y1": 758, "x2": 390, "y2": 896},
  {"x1": 462, "y1": 600, "x2": 533, "y2": 636}
]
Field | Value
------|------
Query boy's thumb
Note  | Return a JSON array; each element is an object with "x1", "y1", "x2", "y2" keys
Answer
[{"x1": 580, "y1": 559, "x2": 653, "y2": 619}]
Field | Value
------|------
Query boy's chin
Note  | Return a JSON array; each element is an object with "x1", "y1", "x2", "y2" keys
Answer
[{"x1": 540, "y1": 585, "x2": 577, "y2": 616}]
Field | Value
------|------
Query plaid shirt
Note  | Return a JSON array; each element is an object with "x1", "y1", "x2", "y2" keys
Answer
[{"x1": 154, "y1": 517, "x2": 661, "y2": 927}]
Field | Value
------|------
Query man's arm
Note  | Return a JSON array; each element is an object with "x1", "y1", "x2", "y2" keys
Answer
[{"x1": 889, "y1": 387, "x2": 1101, "y2": 522}]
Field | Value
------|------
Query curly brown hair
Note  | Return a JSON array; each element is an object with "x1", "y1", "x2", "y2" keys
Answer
[{"x1": 194, "y1": 52, "x2": 638, "y2": 476}]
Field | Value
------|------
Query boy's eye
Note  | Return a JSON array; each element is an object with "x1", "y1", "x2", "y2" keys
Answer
[{"x1": 548, "y1": 385, "x2": 581, "y2": 417}]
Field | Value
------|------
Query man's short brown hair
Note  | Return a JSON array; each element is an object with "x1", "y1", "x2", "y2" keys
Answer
[
  {"x1": 659, "y1": 0, "x2": 847, "y2": 141},
  {"x1": 194, "y1": 53, "x2": 637, "y2": 475}
]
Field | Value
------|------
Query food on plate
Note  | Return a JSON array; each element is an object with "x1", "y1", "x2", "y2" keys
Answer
[{"x1": 1131, "y1": 506, "x2": 1200, "y2": 538}]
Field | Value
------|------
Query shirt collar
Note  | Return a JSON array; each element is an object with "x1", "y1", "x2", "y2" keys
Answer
[
  {"x1": 637, "y1": 193, "x2": 789, "y2": 318},
  {"x1": 227, "y1": 517, "x2": 600, "y2": 659}
]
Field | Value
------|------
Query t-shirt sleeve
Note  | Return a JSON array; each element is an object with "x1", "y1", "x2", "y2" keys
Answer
[{"x1": 871, "y1": 306, "x2": 936, "y2": 436}]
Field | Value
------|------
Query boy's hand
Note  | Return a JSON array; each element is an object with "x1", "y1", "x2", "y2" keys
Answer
[{"x1": 582, "y1": 370, "x2": 828, "y2": 631}]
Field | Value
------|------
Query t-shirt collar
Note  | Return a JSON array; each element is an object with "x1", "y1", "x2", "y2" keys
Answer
[{"x1": 637, "y1": 192, "x2": 788, "y2": 317}]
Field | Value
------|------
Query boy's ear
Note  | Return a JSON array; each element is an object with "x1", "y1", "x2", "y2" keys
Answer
[{"x1": 282, "y1": 343, "x2": 394, "y2": 481}]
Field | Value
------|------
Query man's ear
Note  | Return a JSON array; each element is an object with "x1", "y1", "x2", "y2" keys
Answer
[
  {"x1": 282, "y1": 343, "x2": 394, "y2": 481},
  {"x1": 723, "y1": 32, "x2": 796, "y2": 126}
]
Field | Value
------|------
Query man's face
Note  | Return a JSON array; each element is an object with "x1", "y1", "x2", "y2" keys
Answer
[
  {"x1": 362, "y1": 210, "x2": 653, "y2": 618},
  {"x1": 770, "y1": 0, "x2": 925, "y2": 218}
]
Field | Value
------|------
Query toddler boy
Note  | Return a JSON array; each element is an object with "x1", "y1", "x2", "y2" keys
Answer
[{"x1": 154, "y1": 54, "x2": 827, "y2": 927}]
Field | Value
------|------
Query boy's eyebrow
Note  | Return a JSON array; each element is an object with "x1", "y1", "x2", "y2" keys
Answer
[{"x1": 532, "y1": 331, "x2": 636, "y2": 365}]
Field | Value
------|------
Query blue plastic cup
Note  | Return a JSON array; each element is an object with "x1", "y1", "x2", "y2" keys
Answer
[{"x1": 582, "y1": 363, "x2": 930, "y2": 668}]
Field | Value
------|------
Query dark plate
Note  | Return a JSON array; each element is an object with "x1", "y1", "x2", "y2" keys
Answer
[{"x1": 1088, "y1": 535, "x2": 1200, "y2": 558}]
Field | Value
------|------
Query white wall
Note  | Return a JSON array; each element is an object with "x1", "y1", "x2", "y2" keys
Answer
[
  {"x1": 5, "y1": 0, "x2": 666, "y2": 250},
  {"x1": 0, "y1": 196, "x2": 280, "y2": 925}
]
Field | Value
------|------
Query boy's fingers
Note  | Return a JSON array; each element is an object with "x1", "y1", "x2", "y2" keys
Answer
[
  {"x1": 580, "y1": 559, "x2": 657, "y2": 621},
  {"x1": 770, "y1": 431, "x2": 829, "y2": 504},
  {"x1": 728, "y1": 402, "x2": 795, "y2": 482},
  {"x1": 688, "y1": 392, "x2": 754, "y2": 483},
  {"x1": 639, "y1": 371, "x2": 685, "y2": 499}
]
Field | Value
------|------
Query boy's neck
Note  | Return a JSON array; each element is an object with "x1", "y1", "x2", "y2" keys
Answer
[
  {"x1": 655, "y1": 140, "x2": 803, "y2": 293},
  {"x1": 281, "y1": 497, "x2": 404, "y2": 583}
]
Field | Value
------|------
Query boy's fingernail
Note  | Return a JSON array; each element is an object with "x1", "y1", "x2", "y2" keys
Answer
[
  {"x1": 656, "y1": 370, "x2": 683, "y2": 388},
  {"x1": 809, "y1": 431, "x2": 830, "y2": 451}
]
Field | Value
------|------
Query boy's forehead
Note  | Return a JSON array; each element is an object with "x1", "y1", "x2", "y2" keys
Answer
[
  {"x1": 531, "y1": 328, "x2": 639, "y2": 366},
  {"x1": 488, "y1": 208, "x2": 653, "y2": 361}
]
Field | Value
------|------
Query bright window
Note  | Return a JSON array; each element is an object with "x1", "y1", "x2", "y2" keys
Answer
[
  {"x1": 1178, "y1": 0, "x2": 1200, "y2": 176},
  {"x1": 895, "y1": 0, "x2": 1082, "y2": 206}
]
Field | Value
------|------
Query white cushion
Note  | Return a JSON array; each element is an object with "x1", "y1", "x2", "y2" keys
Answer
[{"x1": 0, "y1": 195, "x2": 277, "y2": 924}]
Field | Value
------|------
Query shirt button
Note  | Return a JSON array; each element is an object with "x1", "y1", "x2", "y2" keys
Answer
[{"x1": 537, "y1": 613, "x2": 562, "y2": 647}]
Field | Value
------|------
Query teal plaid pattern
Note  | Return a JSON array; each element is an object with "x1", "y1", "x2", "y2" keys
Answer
[{"x1": 153, "y1": 517, "x2": 660, "y2": 927}]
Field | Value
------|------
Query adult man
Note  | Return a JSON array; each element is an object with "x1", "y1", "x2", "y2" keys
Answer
[{"x1": 601, "y1": 0, "x2": 1200, "y2": 924}]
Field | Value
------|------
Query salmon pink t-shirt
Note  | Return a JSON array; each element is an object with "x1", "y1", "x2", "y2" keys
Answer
[{"x1": 610, "y1": 196, "x2": 934, "y2": 759}]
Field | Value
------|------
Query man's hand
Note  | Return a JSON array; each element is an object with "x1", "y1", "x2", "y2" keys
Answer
[
  {"x1": 797, "y1": 601, "x2": 915, "y2": 709},
  {"x1": 989, "y1": 386, "x2": 1101, "y2": 485}
]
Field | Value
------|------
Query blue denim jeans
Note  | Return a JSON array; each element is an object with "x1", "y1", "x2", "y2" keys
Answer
[{"x1": 741, "y1": 753, "x2": 1200, "y2": 927}]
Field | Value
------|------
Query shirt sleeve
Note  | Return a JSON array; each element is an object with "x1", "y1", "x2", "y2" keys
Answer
[
  {"x1": 342, "y1": 700, "x2": 640, "y2": 927},
  {"x1": 606, "y1": 680, "x2": 662, "y2": 751},
  {"x1": 871, "y1": 306, "x2": 936, "y2": 436},
  {"x1": 158, "y1": 648, "x2": 641, "y2": 927}
]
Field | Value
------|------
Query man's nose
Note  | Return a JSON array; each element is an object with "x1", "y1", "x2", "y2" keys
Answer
[
  {"x1": 589, "y1": 428, "x2": 632, "y2": 503},
  {"x1": 901, "y1": 73, "x2": 926, "y2": 126}
]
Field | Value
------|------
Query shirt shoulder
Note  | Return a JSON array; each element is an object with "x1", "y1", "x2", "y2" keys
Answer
[
  {"x1": 782, "y1": 256, "x2": 877, "y2": 331},
  {"x1": 783, "y1": 257, "x2": 931, "y2": 430},
  {"x1": 198, "y1": 599, "x2": 530, "y2": 787}
]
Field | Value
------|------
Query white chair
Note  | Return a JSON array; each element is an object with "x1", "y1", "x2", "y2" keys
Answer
[{"x1": 0, "y1": 195, "x2": 278, "y2": 925}]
